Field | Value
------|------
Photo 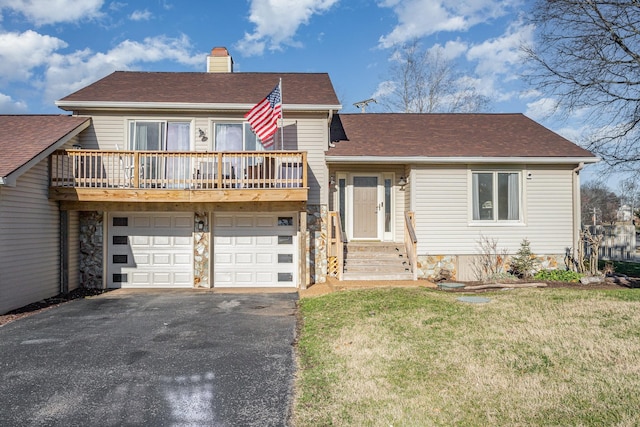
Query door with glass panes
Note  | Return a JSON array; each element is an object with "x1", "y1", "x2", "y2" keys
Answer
[
  {"x1": 128, "y1": 121, "x2": 192, "y2": 188},
  {"x1": 340, "y1": 173, "x2": 394, "y2": 241}
]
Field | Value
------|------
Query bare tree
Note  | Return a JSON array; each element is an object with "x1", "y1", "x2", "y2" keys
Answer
[
  {"x1": 618, "y1": 177, "x2": 640, "y2": 221},
  {"x1": 379, "y1": 40, "x2": 490, "y2": 113},
  {"x1": 524, "y1": 1, "x2": 640, "y2": 170},
  {"x1": 581, "y1": 181, "x2": 621, "y2": 225}
]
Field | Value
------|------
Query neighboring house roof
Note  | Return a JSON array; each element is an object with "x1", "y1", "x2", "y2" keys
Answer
[
  {"x1": 0, "y1": 115, "x2": 90, "y2": 185},
  {"x1": 328, "y1": 113, "x2": 597, "y2": 162},
  {"x1": 56, "y1": 71, "x2": 341, "y2": 110}
]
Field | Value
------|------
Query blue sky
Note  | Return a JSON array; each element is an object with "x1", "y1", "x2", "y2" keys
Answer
[{"x1": 0, "y1": 0, "x2": 606, "y2": 181}]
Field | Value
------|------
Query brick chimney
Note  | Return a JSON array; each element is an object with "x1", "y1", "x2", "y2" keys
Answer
[{"x1": 207, "y1": 47, "x2": 233, "y2": 73}]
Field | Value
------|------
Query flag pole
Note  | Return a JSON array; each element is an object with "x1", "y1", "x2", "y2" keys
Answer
[{"x1": 279, "y1": 78, "x2": 284, "y2": 150}]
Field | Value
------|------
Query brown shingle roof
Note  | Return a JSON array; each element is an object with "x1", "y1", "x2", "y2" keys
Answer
[
  {"x1": 58, "y1": 71, "x2": 340, "y2": 107},
  {"x1": 0, "y1": 115, "x2": 90, "y2": 178},
  {"x1": 328, "y1": 113, "x2": 595, "y2": 159}
]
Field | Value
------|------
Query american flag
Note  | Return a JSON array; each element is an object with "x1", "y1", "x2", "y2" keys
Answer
[{"x1": 244, "y1": 83, "x2": 282, "y2": 148}]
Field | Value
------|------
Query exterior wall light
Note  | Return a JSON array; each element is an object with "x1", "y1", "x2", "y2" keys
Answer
[{"x1": 398, "y1": 176, "x2": 407, "y2": 190}]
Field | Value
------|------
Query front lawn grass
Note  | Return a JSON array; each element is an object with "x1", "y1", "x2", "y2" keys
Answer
[{"x1": 294, "y1": 287, "x2": 640, "y2": 426}]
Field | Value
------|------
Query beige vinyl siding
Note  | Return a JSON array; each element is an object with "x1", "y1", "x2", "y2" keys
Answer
[
  {"x1": 412, "y1": 165, "x2": 575, "y2": 256},
  {"x1": 76, "y1": 113, "x2": 123, "y2": 149},
  {"x1": 413, "y1": 166, "x2": 468, "y2": 254},
  {"x1": 0, "y1": 160, "x2": 60, "y2": 314},
  {"x1": 291, "y1": 116, "x2": 328, "y2": 205},
  {"x1": 68, "y1": 210, "x2": 80, "y2": 291},
  {"x1": 524, "y1": 166, "x2": 574, "y2": 253},
  {"x1": 62, "y1": 134, "x2": 82, "y2": 149}
]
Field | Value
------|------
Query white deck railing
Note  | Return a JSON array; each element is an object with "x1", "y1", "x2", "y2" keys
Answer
[{"x1": 50, "y1": 150, "x2": 307, "y2": 190}]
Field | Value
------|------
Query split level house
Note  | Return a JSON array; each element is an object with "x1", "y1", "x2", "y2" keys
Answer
[{"x1": 0, "y1": 47, "x2": 598, "y2": 314}]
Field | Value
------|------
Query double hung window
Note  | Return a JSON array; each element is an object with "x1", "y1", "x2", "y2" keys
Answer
[{"x1": 472, "y1": 171, "x2": 521, "y2": 222}]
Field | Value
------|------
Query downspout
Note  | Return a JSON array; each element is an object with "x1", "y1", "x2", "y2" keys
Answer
[{"x1": 572, "y1": 162, "x2": 585, "y2": 261}]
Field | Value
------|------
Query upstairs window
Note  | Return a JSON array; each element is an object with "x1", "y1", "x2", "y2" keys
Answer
[
  {"x1": 128, "y1": 121, "x2": 191, "y2": 151},
  {"x1": 214, "y1": 123, "x2": 268, "y2": 152},
  {"x1": 472, "y1": 172, "x2": 521, "y2": 222}
]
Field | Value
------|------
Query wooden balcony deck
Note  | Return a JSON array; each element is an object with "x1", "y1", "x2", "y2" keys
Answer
[{"x1": 49, "y1": 150, "x2": 308, "y2": 203}]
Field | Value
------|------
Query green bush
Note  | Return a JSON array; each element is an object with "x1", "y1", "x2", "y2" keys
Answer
[
  {"x1": 510, "y1": 239, "x2": 536, "y2": 278},
  {"x1": 534, "y1": 269, "x2": 583, "y2": 283}
]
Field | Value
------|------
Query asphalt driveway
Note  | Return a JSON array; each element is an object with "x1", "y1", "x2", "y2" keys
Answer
[{"x1": 0, "y1": 290, "x2": 298, "y2": 426}]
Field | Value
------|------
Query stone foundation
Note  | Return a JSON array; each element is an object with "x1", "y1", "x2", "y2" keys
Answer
[
  {"x1": 79, "y1": 211, "x2": 103, "y2": 289},
  {"x1": 307, "y1": 205, "x2": 328, "y2": 284},
  {"x1": 417, "y1": 255, "x2": 457, "y2": 281},
  {"x1": 194, "y1": 212, "x2": 210, "y2": 288},
  {"x1": 418, "y1": 253, "x2": 567, "y2": 282}
]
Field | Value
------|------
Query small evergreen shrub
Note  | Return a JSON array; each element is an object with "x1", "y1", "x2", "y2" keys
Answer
[
  {"x1": 534, "y1": 269, "x2": 583, "y2": 283},
  {"x1": 510, "y1": 239, "x2": 537, "y2": 279}
]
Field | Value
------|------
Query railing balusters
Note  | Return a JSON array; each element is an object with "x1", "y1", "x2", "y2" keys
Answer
[{"x1": 50, "y1": 150, "x2": 307, "y2": 190}]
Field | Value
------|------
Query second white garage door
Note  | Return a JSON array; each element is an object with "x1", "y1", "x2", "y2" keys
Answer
[{"x1": 213, "y1": 213, "x2": 298, "y2": 287}]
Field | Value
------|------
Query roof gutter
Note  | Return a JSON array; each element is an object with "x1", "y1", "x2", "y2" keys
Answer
[
  {"x1": 325, "y1": 156, "x2": 601, "y2": 165},
  {"x1": 55, "y1": 100, "x2": 343, "y2": 112}
]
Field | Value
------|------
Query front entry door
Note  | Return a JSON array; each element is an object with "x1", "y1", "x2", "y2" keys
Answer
[{"x1": 352, "y1": 176, "x2": 380, "y2": 239}]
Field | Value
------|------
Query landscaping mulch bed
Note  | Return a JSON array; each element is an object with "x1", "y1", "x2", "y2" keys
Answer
[{"x1": 0, "y1": 288, "x2": 109, "y2": 327}]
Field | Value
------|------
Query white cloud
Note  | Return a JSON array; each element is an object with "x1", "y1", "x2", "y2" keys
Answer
[
  {"x1": 0, "y1": 92, "x2": 27, "y2": 113},
  {"x1": 525, "y1": 97, "x2": 558, "y2": 120},
  {"x1": 0, "y1": 30, "x2": 67, "y2": 81},
  {"x1": 372, "y1": 80, "x2": 395, "y2": 100},
  {"x1": 553, "y1": 124, "x2": 588, "y2": 143},
  {"x1": 109, "y1": 2, "x2": 126, "y2": 12},
  {"x1": 378, "y1": 0, "x2": 515, "y2": 48},
  {"x1": 428, "y1": 39, "x2": 468, "y2": 61},
  {"x1": 466, "y1": 20, "x2": 534, "y2": 78},
  {"x1": 0, "y1": 0, "x2": 104, "y2": 25},
  {"x1": 130, "y1": 9, "x2": 152, "y2": 21},
  {"x1": 43, "y1": 34, "x2": 204, "y2": 103},
  {"x1": 519, "y1": 88, "x2": 542, "y2": 100},
  {"x1": 235, "y1": 0, "x2": 339, "y2": 56}
]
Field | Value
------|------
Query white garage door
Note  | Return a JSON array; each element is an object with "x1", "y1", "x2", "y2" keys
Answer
[
  {"x1": 213, "y1": 213, "x2": 298, "y2": 287},
  {"x1": 107, "y1": 213, "x2": 193, "y2": 288}
]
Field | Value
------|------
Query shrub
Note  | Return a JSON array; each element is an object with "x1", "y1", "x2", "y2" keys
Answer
[
  {"x1": 510, "y1": 239, "x2": 537, "y2": 279},
  {"x1": 472, "y1": 235, "x2": 509, "y2": 281},
  {"x1": 534, "y1": 269, "x2": 583, "y2": 283}
]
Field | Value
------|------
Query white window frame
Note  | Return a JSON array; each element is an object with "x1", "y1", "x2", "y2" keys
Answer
[
  {"x1": 127, "y1": 119, "x2": 194, "y2": 151},
  {"x1": 470, "y1": 170, "x2": 524, "y2": 225},
  {"x1": 211, "y1": 121, "x2": 268, "y2": 152}
]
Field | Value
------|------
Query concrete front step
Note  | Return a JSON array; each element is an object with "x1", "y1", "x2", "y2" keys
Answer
[
  {"x1": 345, "y1": 258, "x2": 410, "y2": 266},
  {"x1": 346, "y1": 244, "x2": 406, "y2": 254},
  {"x1": 343, "y1": 242, "x2": 412, "y2": 280},
  {"x1": 345, "y1": 265, "x2": 410, "y2": 274}
]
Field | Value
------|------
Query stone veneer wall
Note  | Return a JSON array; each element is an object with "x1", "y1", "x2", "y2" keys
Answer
[
  {"x1": 194, "y1": 212, "x2": 210, "y2": 288},
  {"x1": 79, "y1": 211, "x2": 103, "y2": 289},
  {"x1": 417, "y1": 253, "x2": 566, "y2": 282},
  {"x1": 307, "y1": 205, "x2": 328, "y2": 284},
  {"x1": 417, "y1": 255, "x2": 457, "y2": 281}
]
